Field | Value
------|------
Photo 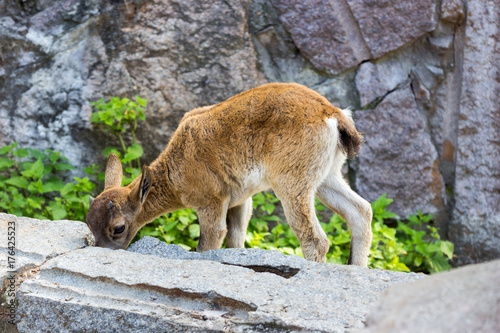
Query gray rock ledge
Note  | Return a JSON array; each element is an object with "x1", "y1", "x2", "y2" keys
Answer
[{"x1": 1, "y1": 214, "x2": 424, "y2": 332}]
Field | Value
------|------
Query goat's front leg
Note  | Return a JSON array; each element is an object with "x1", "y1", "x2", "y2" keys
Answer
[
  {"x1": 196, "y1": 199, "x2": 229, "y2": 252},
  {"x1": 226, "y1": 197, "x2": 253, "y2": 248}
]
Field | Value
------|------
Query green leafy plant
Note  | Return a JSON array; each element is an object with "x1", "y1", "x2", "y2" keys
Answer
[
  {"x1": 134, "y1": 209, "x2": 200, "y2": 250},
  {"x1": 244, "y1": 192, "x2": 303, "y2": 256},
  {"x1": 0, "y1": 142, "x2": 94, "y2": 220},
  {"x1": 398, "y1": 211, "x2": 454, "y2": 273},
  {"x1": 90, "y1": 96, "x2": 147, "y2": 185}
]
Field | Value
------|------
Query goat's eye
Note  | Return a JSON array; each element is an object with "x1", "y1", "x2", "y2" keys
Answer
[{"x1": 113, "y1": 225, "x2": 125, "y2": 235}]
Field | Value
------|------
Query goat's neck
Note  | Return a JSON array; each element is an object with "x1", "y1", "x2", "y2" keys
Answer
[{"x1": 132, "y1": 153, "x2": 184, "y2": 226}]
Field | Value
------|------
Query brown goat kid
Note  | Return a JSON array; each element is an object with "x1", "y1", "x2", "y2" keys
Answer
[{"x1": 86, "y1": 83, "x2": 373, "y2": 266}]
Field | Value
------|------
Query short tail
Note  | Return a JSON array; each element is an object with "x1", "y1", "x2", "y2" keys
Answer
[{"x1": 337, "y1": 108, "x2": 363, "y2": 159}]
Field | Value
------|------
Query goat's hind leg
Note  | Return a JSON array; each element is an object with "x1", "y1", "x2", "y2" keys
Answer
[
  {"x1": 273, "y1": 186, "x2": 330, "y2": 263},
  {"x1": 226, "y1": 197, "x2": 253, "y2": 248},
  {"x1": 316, "y1": 173, "x2": 372, "y2": 267}
]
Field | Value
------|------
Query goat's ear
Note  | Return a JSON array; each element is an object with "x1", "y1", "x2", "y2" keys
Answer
[
  {"x1": 104, "y1": 153, "x2": 123, "y2": 190},
  {"x1": 130, "y1": 165, "x2": 153, "y2": 206}
]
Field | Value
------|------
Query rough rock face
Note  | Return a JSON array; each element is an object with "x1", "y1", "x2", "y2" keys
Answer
[
  {"x1": 271, "y1": 0, "x2": 436, "y2": 73},
  {"x1": 448, "y1": 0, "x2": 500, "y2": 265},
  {"x1": 271, "y1": 0, "x2": 368, "y2": 74},
  {"x1": 355, "y1": 87, "x2": 444, "y2": 218},
  {"x1": 1, "y1": 0, "x2": 499, "y2": 264},
  {"x1": 346, "y1": 0, "x2": 437, "y2": 59},
  {"x1": 0, "y1": 214, "x2": 424, "y2": 332},
  {"x1": 361, "y1": 260, "x2": 500, "y2": 333},
  {"x1": 0, "y1": 0, "x2": 265, "y2": 167}
]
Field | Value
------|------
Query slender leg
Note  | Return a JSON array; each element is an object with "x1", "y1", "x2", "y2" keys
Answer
[
  {"x1": 316, "y1": 173, "x2": 372, "y2": 267},
  {"x1": 273, "y1": 187, "x2": 330, "y2": 263},
  {"x1": 196, "y1": 199, "x2": 229, "y2": 252},
  {"x1": 226, "y1": 197, "x2": 253, "y2": 248}
]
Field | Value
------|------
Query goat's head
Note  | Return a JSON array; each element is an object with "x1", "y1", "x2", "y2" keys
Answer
[{"x1": 86, "y1": 153, "x2": 152, "y2": 249}]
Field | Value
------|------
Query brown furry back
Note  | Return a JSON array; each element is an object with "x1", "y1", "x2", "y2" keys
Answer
[{"x1": 337, "y1": 115, "x2": 363, "y2": 159}]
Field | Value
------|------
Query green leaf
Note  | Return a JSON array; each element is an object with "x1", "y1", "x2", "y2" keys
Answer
[
  {"x1": 440, "y1": 241, "x2": 454, "y2": 259},
  {"x1": 91, "y1": 112, "x2": 100, "y2": 123},
  {"x1": 28, "y1": 148, "x2": 46, "y2": 160},
  {"x1": 41, "y1": 179, "x2": 65, "y2": 193},
  {"x1": 61, "y1": 182, "x2": 76, "y2": 195},
  {"x1": 83, "y1": 164, "x2": 102, "y2": 176},
  {"x1": 263, "y1": 215, "x2": 281, "y2": 222},
  {"x1": 163, "y1": 221, "x2": 179, "y2": 233},
  {"x1": 6, "y1": 176, "x2": 29, "y2": 188},
  {"x1": 189, "y1": 224, "x2": 200, "y2": 239},
  {"x1": 13, "y1": 148, "x2": 29, "y2": 158},
  {"x1": 102, "y1": 147, "x2": 122, "y2": 158},
  {"x1": 178, "y1": 243, "x2": 191, "y2": 251},
  {"x1": 51, "y1": 207, "x2": 67, "y2": 220},
  {"x1": 21, "y1": 159, "x2": 44, "y2": 179},
  {"x1": 0, "y1": 157, "x2": 15, "y2": 170},
  {"x1": 428, "y1": 255, "x2": 451, "y2": 273},
  {"x1": 122, "y1": 143, "x2": 143, "y2": 163},
  {"x1": 18, "y1": 161, "x2": 33, "y2": 172},
  {"x1": 135, "y1": 95, "x2": 147, "y2": 107},
  {"x1": 414, "y1": 255, "x2": 423, "y2": 267},
  {"x1": 0, "y1": 142, "x2": 18, "y2": 155},
  {"x1": 90, "y1": 98, "x2": 106, "y2": 106},
  {"x1": 53, "y1": 162, "x2": 75, "y2": 171},
  {"x1": 27, "y1": 179, "x2": 43, "y2": 193},
  {"x1": 10, "y1": 198, "x2": 26, "y2": 209},
  {"x1": 48, "y1": 151, "x2": 61, "y2": 163}
]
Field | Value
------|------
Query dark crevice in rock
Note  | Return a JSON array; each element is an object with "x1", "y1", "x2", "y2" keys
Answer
[
  {"x1": 224, "y1": 264, "x2": 300, "y2": 279},
  {"x1": 359, "y1": 79, "x2": 411, "y2": 111}
]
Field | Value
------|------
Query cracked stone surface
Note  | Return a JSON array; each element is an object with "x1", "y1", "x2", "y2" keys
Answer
[
  {"x1": 0, "y1": 215, "x2": 424, "y2": 332},
  {"x1": 271, "y1": 0, "x2": 365, "y2": 74},
  {"x1": 355, "y1": 55, "x2": 412, "y2": 107},
  {"x1": 1, "y1": 0, "x2": 499, "y2": 281},
  {"x1": 17, "y1": 246, "x2": 423, "y2": 332},
  {"x1": 0, "y1": 213, "x2": 89, "y2": 286}
]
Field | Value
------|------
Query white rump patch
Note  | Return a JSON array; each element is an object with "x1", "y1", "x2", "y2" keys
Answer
[
  {"x1": 325, "y1": 117, "x2": 338, "y2": 130},
  {"x1": 341, "y1": 107, "x2": 354, "y2": 123}
]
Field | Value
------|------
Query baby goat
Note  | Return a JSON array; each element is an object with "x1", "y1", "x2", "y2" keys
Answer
[{"x1": 86, "y1": 83, "x2": 373, "y2": 266}]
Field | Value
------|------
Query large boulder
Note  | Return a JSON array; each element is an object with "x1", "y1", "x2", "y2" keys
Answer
[
  {"x1": 1, "y1": 214, "x2": 424, "y2": 332},
  {"x1": 361, "y1": 259, "x2": 500, "y2": 333}
]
